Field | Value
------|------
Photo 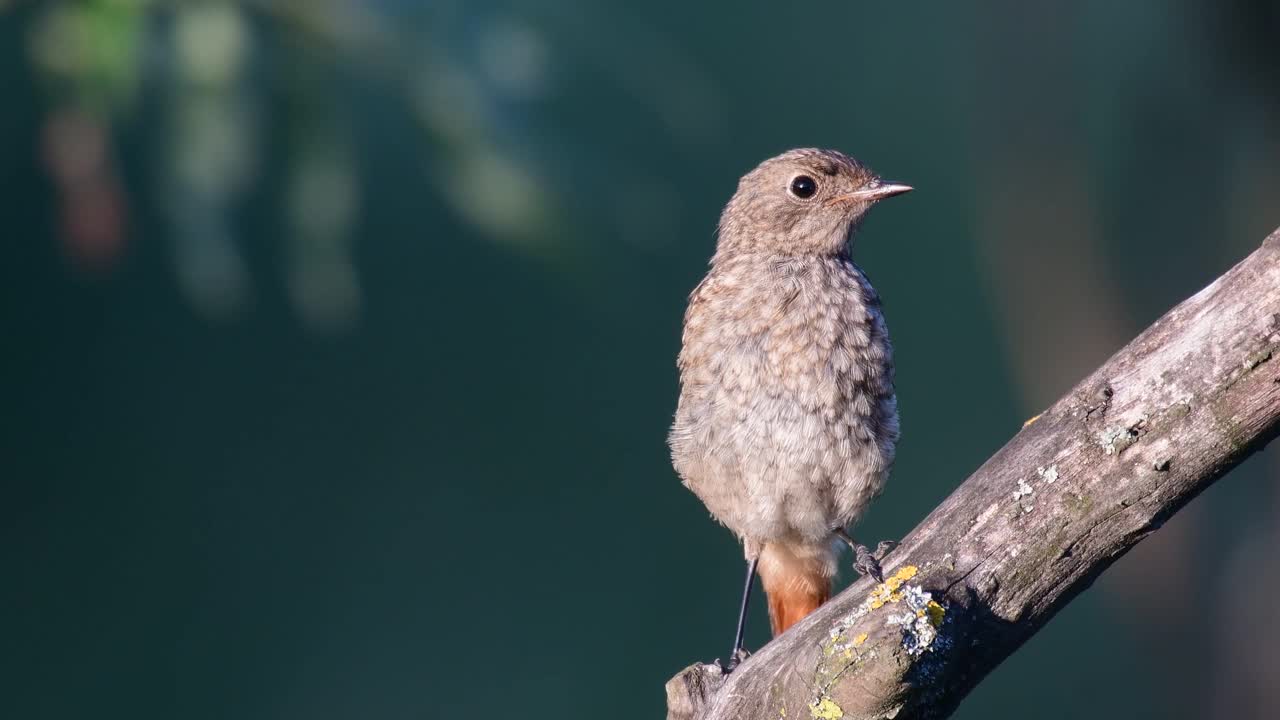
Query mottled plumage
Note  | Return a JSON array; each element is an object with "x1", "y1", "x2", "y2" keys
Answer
[{"x1": 669, "y1": 148, "x2": 908, "y2": 646}]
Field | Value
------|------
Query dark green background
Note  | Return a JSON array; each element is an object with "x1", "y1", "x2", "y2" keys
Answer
[{"x1": 3, "y1": 2, "x2": 1278, "y2": 719}]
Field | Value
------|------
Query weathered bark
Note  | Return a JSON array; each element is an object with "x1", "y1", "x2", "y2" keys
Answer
[{"x1": 667, "y1": 228, "x2": 1280, "y2": 720}]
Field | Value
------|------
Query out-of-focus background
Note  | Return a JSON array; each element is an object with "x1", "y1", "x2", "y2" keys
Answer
[{"x1": 2, "y1": 2, "x2": 1278, "y2": 718}]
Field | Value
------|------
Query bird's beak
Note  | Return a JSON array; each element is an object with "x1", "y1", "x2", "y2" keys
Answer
[{"x1": 830, "y1": 181, "x2": 913, "y2": 204}]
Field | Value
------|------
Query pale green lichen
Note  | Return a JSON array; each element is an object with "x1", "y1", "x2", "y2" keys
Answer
[
  {"x1": 808, "y1": 697, "x2": 843, "y2": 719},
  {"x1": 1014, "y1": 474, "x2": 1038, "y2": 513},
  {"x1": 1098, "y1": 426, "x2": 1130, "y2": 454},
  {"x1": 770, "y1": 683, "x2": 790, "y2": 719},
  {"x1": 1099, "y1": 416, "x2": 1147, "y2": 455},
  {"x1": 1244, "y1": 348, "x2": 1274, "y2": 372},
  {"x1": 1065, "y1": 491, "x2": 1092, "y2": 514},
  {"x1": 1012, "y1": 478, "x2": 1033, "y2": 500}
]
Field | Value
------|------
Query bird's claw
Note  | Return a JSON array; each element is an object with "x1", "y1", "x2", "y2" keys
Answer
[
  {"x1": 724, "y1": 647, "x2": 751, "y2": 673},
  {"x1": 850, "y1": 539, "x2": 897, "y2": 583},
  {"x1": 853, "y1": 543, "x2": 884, "y2": 583},
  {"x1": 874, "y1": 540, "x2": 898, "y2": 559},
  {"x1": 836, "y1": 529, "x2": 899, "y2": 583}
]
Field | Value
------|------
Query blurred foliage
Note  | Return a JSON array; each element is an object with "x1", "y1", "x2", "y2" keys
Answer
[{"x1": 19, "y1": 0, "x2": 567, "y2": 330}]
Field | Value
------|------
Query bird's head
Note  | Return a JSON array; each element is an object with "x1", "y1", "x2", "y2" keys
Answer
[{"x1": 715, "y1": 148, "x2": 910, "y2": 258}]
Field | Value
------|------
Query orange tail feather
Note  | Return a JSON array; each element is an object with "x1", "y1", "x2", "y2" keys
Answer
[{"x1": 757, "y1": 541, "x2": 836, "y2": 636}]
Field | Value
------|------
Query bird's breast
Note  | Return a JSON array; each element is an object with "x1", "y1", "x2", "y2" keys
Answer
[{"x1": 687, "y1": 255, "x2": 891, "y2": 405}]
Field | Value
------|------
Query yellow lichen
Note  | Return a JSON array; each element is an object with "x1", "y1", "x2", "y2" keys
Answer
[
  {"x1": 809, "y1": 697, "x2": 844, "y2": 720},
  {"x1": 925, "y1": 600, "x2": 945, "y2": 627},
  {"x1": 889, "y1": 565, "x2": 918, "y2": 585},
  {"x1": 866, "y1": 565, "x2": 919, "y2": 609},
  {"x1": 852, "y1": 632, "x2": 868, "y2": 647}
]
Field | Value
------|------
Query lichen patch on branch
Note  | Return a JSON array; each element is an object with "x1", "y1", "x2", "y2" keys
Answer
[
  {"x1": 1013, "y1": 478, "x2": 1033, "y2": 500},
  {"x1": 807, "y1": 697, "x2": 843, "y2": 720},
  {"x1": 1098, "y1": 416, "x2": 1146, "y2": 455},
  {"x1": 887, "y1": 584, "x2": 947, "y2": 657},
  {"x1": 866, "y1": 564, "x2": 919, "y2": 610},
  {"x1": 833, "y1": 565, "x2": 949, "y2": 657}
]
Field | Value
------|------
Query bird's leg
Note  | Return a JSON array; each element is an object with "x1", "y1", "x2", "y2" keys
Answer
[
  {"x1": 834, "y1": 529, "x2": 896, "y2": 583},
  {"x1": 725, "y1": 556, "x2": 759, "y2": 672}
]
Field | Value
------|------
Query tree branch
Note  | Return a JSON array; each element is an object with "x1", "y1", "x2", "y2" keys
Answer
[{"x1": 666, "y1": 228, "x2": 1280, "y2": 720}]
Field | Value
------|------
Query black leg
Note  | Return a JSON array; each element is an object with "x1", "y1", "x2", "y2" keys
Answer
[
  {"x1": 835, "y1": 528, "x2": 890, "y2": 583},
  {"x1": 726, "y1": 556, "x2": 758, "y2": 671}
]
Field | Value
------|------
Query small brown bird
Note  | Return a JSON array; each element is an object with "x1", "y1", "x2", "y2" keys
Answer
[{"x1": 669, "y1": 148, "x2": 909, "y2": 665}]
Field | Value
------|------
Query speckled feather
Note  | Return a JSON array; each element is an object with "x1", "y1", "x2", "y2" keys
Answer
[{"x1": 669, "y1": 149, "x2": 902, "y2": 630}]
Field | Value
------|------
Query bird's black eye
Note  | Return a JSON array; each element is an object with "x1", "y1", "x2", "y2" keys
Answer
[{"x1": 789, "y1": 175, "x2": 817, "y2": 199}]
